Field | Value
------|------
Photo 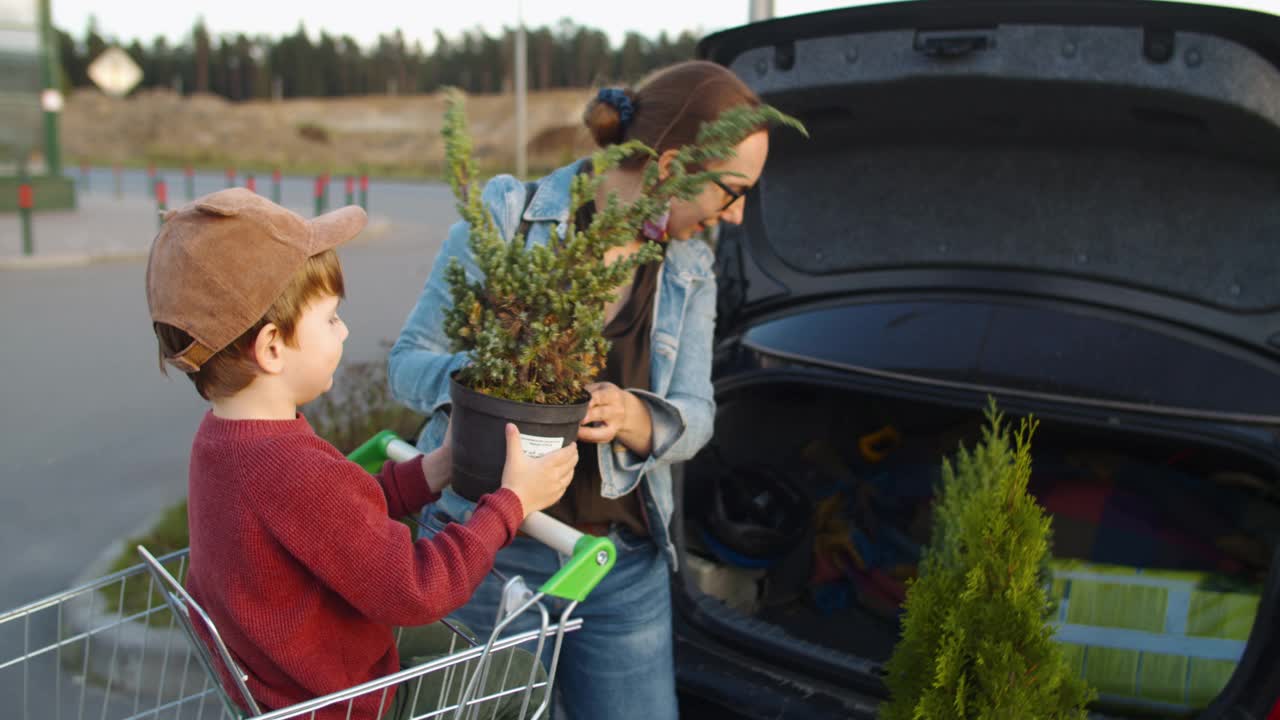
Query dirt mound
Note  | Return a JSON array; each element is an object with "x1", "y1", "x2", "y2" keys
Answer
[{"x1": 62, "y1": 87, "x2": 598, "y2": 177}]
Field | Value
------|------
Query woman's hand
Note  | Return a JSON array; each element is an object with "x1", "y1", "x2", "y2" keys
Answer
[{"x1": 578, "y1": 382, "x2": 653, "y2": 456}]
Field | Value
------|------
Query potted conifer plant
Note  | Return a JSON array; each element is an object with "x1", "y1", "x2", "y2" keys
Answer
[{"x1": 439, "y1": 89, "x2": 802, "y2": 500}]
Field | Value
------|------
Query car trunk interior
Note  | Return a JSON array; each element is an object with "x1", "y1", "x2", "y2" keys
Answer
[{"x1": 676, "y1": 375, "x2": 1280, "y2": 717}]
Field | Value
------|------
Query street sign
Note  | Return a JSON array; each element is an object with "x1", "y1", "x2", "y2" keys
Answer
[
  {"x1": 87, "y1": 46, "x2": 143, "y2": 98},
  {"x1": 39, "y1": 87, "x2": 61, "y2": 112}
]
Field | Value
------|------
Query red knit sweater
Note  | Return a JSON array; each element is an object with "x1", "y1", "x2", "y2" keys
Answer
[{"x1": 185, "y1": 412, "x2": 523, "y2": 719}]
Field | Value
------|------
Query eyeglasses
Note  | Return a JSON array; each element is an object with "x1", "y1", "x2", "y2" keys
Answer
[{"x1": 711, "y1": 178, "x2": 748, "y2": 212}]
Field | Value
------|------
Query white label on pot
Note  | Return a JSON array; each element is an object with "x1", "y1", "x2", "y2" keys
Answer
[{"x1": 519, "y1": 434, "x2": 563, "y2": 458}]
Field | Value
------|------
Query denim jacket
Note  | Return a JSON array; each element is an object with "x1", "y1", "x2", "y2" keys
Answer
[{"x1": 388, "y1": 159, "x2": 716, "y2": 568}]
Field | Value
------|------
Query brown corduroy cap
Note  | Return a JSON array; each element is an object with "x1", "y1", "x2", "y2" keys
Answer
[{"x1": 145, "y1": 188, "x2": 366, "y2": 373}]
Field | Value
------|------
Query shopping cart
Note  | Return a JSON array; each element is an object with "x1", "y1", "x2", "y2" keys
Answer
[{"x1": 0, "y1": 431, "x2": 616, "y2": 720}]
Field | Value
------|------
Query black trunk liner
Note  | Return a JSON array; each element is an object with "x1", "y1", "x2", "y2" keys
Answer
[{"x1": 679, "y1": 381, "x2": 1280, "y2": 714}]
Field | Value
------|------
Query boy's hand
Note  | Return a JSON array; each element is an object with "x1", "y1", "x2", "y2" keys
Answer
[
  {"x1": 499, "y1": 423, "x2": 577, "y2": 518},
  {"x1": 422, "y1": 416, "x2": 454, "y2": 494}
]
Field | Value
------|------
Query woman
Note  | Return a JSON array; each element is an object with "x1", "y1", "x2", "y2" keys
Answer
[{"x1": 389, "y1": 60, "x2": 772, "y2": 719}]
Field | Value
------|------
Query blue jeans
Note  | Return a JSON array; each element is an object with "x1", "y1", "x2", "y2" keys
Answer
[{"x1": 421, "y1": 509, "x2": 678, "y2": 720}]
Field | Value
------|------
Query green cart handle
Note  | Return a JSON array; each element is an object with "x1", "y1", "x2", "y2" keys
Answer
[{"x1": 348, "y1": 430, "x2": 616, "y2": 602}]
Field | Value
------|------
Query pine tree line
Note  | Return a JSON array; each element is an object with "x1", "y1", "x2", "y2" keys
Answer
[{"x1": 54, "y1": 17, "x2": 701, "y2": 100}]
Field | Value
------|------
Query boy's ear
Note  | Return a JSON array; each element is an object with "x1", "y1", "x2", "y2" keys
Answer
[{"x1": 252, "y1": 323, "x2": 286, "y2": 375}]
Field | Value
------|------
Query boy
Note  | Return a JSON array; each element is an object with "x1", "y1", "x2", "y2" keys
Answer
[{"x1": 145, "y1": 188, "x2": 577, "y2": 719}]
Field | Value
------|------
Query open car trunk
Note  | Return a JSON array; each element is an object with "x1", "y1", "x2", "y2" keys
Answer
[
  {"x1": 682, "y1": 2, "x2": 1280, "y2": 715},
  {"x1": 675, "y1": 372, "x2": 1280, "y2": 717}
]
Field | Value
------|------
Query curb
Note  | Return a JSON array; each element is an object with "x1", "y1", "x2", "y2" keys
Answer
[
  {"x1": 0, "y1": 250, "x2": 146, "y2": 270},
  {"x1": 63, "y1": 524, "x2": 211, "y2": 704},
  {"x1": 0, "y1": 218, "x2": 394, "y2": 271}
]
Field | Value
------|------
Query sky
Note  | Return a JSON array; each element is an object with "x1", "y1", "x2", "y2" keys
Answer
[
  {"x1": 38, "y1": 0, "x2": 1280, "y2": 51},
  {"x1": 45, "y1": 1, "x2": 870, "y2": 50}
]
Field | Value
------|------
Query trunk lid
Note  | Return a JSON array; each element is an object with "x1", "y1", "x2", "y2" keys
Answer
[{"x1": 700, "y1": 0, "x2": 1280, "y2": 417}]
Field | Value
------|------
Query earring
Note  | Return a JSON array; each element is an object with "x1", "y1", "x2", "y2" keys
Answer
[{"x1": 642, "y1": 203, "x2": 671, "y2": 242}]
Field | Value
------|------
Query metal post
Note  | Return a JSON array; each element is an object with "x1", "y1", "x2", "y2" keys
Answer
[
  {"x1": 184, "y1": 165, "x2": 195, "y2": 200},
  {"x1": 515, "y1": 2, "x2": 528, "y2": 179},
  {"x1": 272, "y1": 168, "x2": 282, "y2": 203},
  {"x1": 749, "y1": 0, "x2": 775, "y2": 22},
  {"x1": 38, "y1": 0, "x2": 61, "y2": 175}
]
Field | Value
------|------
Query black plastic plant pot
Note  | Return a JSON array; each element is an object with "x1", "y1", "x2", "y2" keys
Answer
[{"x1": 449, "y1": 375, "x2": 589, "y2": 501}]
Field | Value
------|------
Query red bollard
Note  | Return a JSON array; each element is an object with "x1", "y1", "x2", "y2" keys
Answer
[
  {"x1": 183, "y1": 165, "x2": 195, "y2": 200},
  {"x1": 155, "y1": 179, "x2": 168, "y2": 228},
  {"x1": 271, "y1": 168, "x2": 282, "y2": 203},
  {"x1": 246, "y1": 174, "x2": 257, "y2": 193},
  {"x1": 314, "y1": 175, "x2": 325, "y2": 216},
  {"x1": 359, "y1": 174, "x2": 369, "y2": 210},
  {"x1": 146, "y1": 163, "x2": 157, "y2": 197},
  {"x1": 18, "y1": 182, "x2": 34, "y2": 255},
  {"x1": 225, "y1": 167, "x2": 236, "y2": 188},
  {"x1": 344, "y1": 175, "x2": 354, "y2": 205}
]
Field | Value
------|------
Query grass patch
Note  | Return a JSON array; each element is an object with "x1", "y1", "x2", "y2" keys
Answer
[
  {"x1": 100, "y1": 349, "x2": 425, "y2": 619},
  {"x1": 295, "y1": 121, "x2": 332, "y2": 144},
  {"x1": 100, "y1": 500, "x2": 190, "y2": 628}
]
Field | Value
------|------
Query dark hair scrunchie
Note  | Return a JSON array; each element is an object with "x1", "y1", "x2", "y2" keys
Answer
[{"x1": 596, "y1": 88, "x2": 635, "y2": 129}]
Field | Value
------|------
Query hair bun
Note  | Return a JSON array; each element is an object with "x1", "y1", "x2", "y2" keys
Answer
[{"x1": 583, "y1": 88, "x2": 634, "y2": 147}]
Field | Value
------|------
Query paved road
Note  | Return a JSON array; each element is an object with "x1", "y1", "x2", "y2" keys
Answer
[
  {"x1": 0, "y1": 174, "x2": 462, "y2": 714},
  {"x1": 2, "y1": 172, "x2": 459, "y2": 604}
]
